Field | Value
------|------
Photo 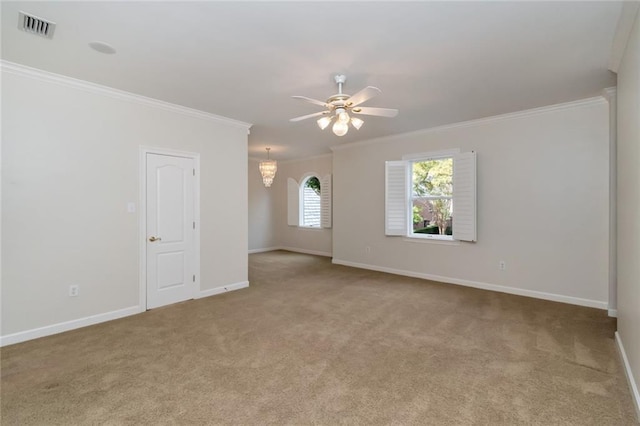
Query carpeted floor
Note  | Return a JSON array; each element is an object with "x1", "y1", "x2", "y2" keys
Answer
[{"x1": 1, "y1": 250, "x2": 638, "y2": 425}]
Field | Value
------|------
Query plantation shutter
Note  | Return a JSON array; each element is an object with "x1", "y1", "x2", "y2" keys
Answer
[
  {"x1": 287, "y1": 178, "x2": 299, "y2": 226},
  {"x1": 452, "y1": 151, "x2": 477, "y2": 242},
  {"x1": 385, "y1": 161, "x2": 409, "y2": 236},
  {"x1": 321, "y1": 174, "x2": 332, "y2": 228}
]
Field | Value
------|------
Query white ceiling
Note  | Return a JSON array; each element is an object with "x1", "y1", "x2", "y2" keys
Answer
[{"x1": 1, "y1": 1, "x2": 621, "y2": 160}]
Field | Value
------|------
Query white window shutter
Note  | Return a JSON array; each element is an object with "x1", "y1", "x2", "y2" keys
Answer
[
  {"x1": 385, "y1": 161, "x2": 409, "y2": 236},
  {"x1": 287, "y1": 177, "x2": 299, "y2": 226},
  {"x1": 321, "y1": 174, "x2": 332, "y2": 228},
  {"x1": 453, "y1": 152, "x2": 477, "y2": 242}
]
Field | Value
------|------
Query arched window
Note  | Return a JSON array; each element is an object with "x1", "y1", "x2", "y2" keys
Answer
[
  {"x1": 301, "y1": 176, "x2": 321, "y2": 227},
  {"x1": 287, "y1": 173, "x2": 332, "y2": 229}
]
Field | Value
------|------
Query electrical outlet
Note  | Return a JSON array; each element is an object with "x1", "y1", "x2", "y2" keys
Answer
[
  {"x1": 499, "y1": 261, "x2": 506, "y2": 271},
  {"x1": 69, "y1": 285, "x2": 79, "y2": 297},
  {"x1": 365, "y1": 246, "x2": 371, "y2": 254}
]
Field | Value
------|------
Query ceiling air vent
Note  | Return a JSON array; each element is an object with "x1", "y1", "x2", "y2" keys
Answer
[{"x1": 18, "y1": 11, "x2": 56, "y2": 39}]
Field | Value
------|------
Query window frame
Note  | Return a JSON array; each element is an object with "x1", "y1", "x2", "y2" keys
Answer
[
  {"x1": 403, "y1": 149, "x2": 459, "y2": 242},
  {"x1": 386, "y1": 150, "x2": 476, "y2": 242},
  {"x1": 287, "y1": 174, "x2": 332, "y2": 229}
]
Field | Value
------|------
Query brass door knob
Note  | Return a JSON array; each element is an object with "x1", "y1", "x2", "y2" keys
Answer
[{"x1": 148, "y1": 236, "x2": 161, "y2": 242}]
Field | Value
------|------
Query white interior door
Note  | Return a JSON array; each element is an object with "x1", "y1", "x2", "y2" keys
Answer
[{"x1": 146, "y1": 153, "x2": 196, "y2": 309}]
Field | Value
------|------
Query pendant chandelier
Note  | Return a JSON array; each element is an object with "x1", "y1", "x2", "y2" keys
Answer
[{"x1": 259, "y1": 148, "x2": 277, "y2": 187}]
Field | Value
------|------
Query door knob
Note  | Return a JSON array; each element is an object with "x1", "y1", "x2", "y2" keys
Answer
[{"x1": 148, "y1": 236, "x2": 161, "y2": 242}]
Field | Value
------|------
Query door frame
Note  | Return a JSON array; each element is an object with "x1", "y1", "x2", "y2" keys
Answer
[{"x1": 139, "y1": 146, "x2": 201, "y2": 311}]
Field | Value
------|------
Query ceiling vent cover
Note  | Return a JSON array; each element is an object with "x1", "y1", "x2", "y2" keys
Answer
[{"x1": 18, "y1": 11, "x2": 56, "y2": 39}]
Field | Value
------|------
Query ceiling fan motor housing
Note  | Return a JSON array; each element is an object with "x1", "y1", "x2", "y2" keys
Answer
[{"x1": 328, "y1": 94, "x2": 348, "y2": 107}]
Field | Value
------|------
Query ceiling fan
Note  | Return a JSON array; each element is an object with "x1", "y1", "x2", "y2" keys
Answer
[{"x1": 290, "y1": 75, "x2": 399, "y2": 136}]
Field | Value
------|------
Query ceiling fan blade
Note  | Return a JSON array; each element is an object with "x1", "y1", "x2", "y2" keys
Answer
[
  {"x1": 291, "y1": 95, "x2": 328, "y2": 107},
  {"x1": 346, "y1": 86, "x2": 382, "y2": 107},
  {"x1": 289, "y1": 111, "x2": 329, "y2": 122},
  {"x1": 351, "y1": 106, "x2": 399, "y2": 117}
]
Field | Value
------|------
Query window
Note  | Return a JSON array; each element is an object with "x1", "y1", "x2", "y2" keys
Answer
[
  {"x1": 411, "y1": 157, "x2": 453, "y2": 239},
  {"x1": 385, "y1": 150, "x2": 476, "y2": 242},
  {"x1": 301, "y1": 176, "x2": 321, "y2": 227},
  {"x1": 287, "y1": 174, "x2": 332, "y2": 229}
]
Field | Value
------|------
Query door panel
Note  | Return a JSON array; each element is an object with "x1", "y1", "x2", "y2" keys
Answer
[
  {"x1": 146, "y1": 153, "x2": 196, "y2": 309},
  {"x1": 157, "y1": 165, "x2": 185, "y2": 243},
  {"x1": 157, "y1": 252, "x2": 185, "y2": 290}
]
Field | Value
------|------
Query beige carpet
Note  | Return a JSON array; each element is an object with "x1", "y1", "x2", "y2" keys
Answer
[{"x1": 1, "y1": 250, "x2": 637, "y2": 425}]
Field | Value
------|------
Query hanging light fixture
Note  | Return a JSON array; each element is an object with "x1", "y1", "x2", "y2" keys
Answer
[
  {"x1": 332, "y1": 120, "x2": 349, "y2": 136},
  {"x1": 317, "y1": 116, "x2": 332, "y2": 130},
  {"x1": 290, "y1": 74, "x2": 398, "y2": 137},
  {"x1": 315, "y1": 80, "x2": 366, "y2": 137},
  {"x1": 337, "y1": 108, "x2": 350, "y2": 124},
  {"x1": 316, "y1": 107, "x2": 365, "y2": 137},
  {"x1": 350, "y1": 117, "x2": 364, "y2": 130},
  {"x1": 259, "y1": 148, "x2": 277, "y2": 188}
]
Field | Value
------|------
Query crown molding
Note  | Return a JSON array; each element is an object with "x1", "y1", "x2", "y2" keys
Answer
[
  {"x1": 331, "y1": 96, "x2": 608, "y2": 152},
  {"x1": 608, "y1": 2, "x2": 640, "y2": 73},
  {"x1": 0, "y1": 60, "x2": 252, "y2": 130}
]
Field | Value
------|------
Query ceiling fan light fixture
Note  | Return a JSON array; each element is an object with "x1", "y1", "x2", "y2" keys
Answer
[
  {"x1": 317, "y1": 115, "x2": 332, "y2": 130},
  {"x1": 351, "y1": 117, "x2": 364, "y2": 130},
  {"x1": 337, "y1": 108, "x2": 350, "y2": 124},
  {"x1": 332, "y1": 120, "x2": 349, "y2": 137}
]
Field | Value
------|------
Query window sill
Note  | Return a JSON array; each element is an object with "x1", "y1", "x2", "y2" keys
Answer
[
  {"x1": 298, "y1": 226, "x2": 324, "y2": 231},
  {"x1": 402, "y1": 236, "x2": 460, "y2": 246}
]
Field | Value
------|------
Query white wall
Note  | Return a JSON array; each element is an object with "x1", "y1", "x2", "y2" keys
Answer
[
  {"x1": 616, "y1": 7, "x2": 640, "y2": 414},
  {"x1": 332, "y1": 99, "x2": 610, "y2": 308},
  {"x1": 273, "y1": 154, "x2": 333, "y2": 256},
  {"x1": 248, "y1": 158, "x2": 278, "y2": 251},
  {"x1": 1, "y1": 63, "x2": 249, "y2": 339}
]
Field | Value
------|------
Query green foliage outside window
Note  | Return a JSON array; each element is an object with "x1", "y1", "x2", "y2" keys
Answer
[
  {"x1": 305, "y1": 176, "x2": 321, "y2": 195},
  {"x1": 412, "y1": 158, "x2": 453, "y2": 235}
]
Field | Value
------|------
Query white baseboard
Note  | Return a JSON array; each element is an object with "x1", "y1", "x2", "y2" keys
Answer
[
  {"x1": 197, "y1": 281, "x2": 249, "y2": 299},
  {"x1": 331, "y1": 258, "x2": 608, "y2": 310},
  {"x1": 2, "y1": 282, "x2": 250, "y2": 347},
  {"x1": 248, "y1": 247, "x2": 280, "y2": 254},
  {"x1": 248, "y1": 246, "x2": 333, "y2": 257},
  {"x1": 279, "y1": 246, "x2": 333, "y2": 257},
  {"x1": 615, "y1": 331, "x2": 640, "y2": 421},
  {"x1": 0, "y1": 305, "x2": 140, "y2": 347},
  {"x1": 609, "y1": 309, "x2": 618, "y2": 318}
]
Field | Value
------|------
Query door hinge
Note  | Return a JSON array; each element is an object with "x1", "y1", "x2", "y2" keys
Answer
[
  {"x1": 193, "y1": 221, "x2": 196, "y2": 229},
  {"x1": 193, "y1": 275, "x2": 196, "y2": 282},
  {"x1": 193, "y1": 168, "x2": 195, "y2": 176}
]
